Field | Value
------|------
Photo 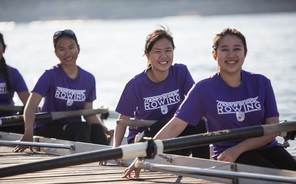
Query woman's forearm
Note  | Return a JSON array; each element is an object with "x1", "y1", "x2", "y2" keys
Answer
[{"x1": 154, "y1": 117, "x2": 187, "y2": 140}]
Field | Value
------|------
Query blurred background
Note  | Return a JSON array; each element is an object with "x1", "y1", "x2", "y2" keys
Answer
[
  {"x1": 0, "y1": 0, "x2": 296, "y2": 153},
  {"x1": 1, "y1": 0, "x2": 296, "y2": 22}
]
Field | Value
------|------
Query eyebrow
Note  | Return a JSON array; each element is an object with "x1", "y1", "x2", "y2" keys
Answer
[{"x1": 220, "y1": 44, "x2": 243, "y2": 48}]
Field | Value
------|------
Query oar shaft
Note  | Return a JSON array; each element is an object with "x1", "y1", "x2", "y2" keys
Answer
[
  {"x1": 0, "y1": 108, "x2": 108, "y2": 126},
  {"x1": 141, "y1": 162, "x2": 296, "y2": 183},
  {"x1": 0, "y1": 112, "x2": 52, "y2": 126},
  {"x1": 0, "y1": 143, "x2": 146, "y2": 177},
  {"x1": 0, "y1": 140, "x2": 74, "y2": 150},
  {"x1": 0, "y1": 105, "x2": 23, "y2": 112},
  {"x1": 117, "y1": 119, "x2": 156, "y2": 127},
  {"x1": 162, "y1": 121, "x2": 296, "y2": 152},
  {"x1": 163, "y1": 125, "x2": 264, "y2": 152}
]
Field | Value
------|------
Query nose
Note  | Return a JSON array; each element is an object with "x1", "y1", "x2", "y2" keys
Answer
[
  {"x1": 228, "y1": 50, "x2": 236, "y2": 58},
  {"x1": 160, "y1": 51, "x2": 167, "y2": 58}
]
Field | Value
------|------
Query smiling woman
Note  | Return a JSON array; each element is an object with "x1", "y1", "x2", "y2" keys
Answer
[
  {"x1": 113, "y1": 26, "x2": 210, "y2": 178},
  {"x1": 13, "y1": 29, "x2": 112, "y2": 153}
]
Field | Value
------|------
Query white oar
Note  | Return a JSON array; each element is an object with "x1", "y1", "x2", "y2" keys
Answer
[
  {"x1": 0, "y1": 140, "x2": 74, "y2": 150},
  {"x1": 139, "y1": 162, "x2": 296, "y2": 183},
  {"x1": 117, "y1": 119, "x2": 156, "y2": 127},
  {"x1": 0, "y1": 121, "x2": 295, "y2": 177}
]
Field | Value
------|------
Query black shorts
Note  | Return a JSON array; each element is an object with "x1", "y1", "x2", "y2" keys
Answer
[{"x1": 34, "y1": 120, "x2": 108, "y2": 145}]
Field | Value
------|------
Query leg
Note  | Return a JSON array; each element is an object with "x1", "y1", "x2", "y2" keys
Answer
[
  {"x1": 235, "y1": 150, "x2": 277, "y2": 168},
  {"x1": 34, "y1": 122, "x2": 66, "y2": 140},
  {"x1": 179, "y1": 119, "x2": 210, "y2": 159},
  {"x1": 90, "y1": 123, "x2": 109, "y2": 145},
  {"x1": 63, "y1": 122, "x2": 91, "y2": 143},
  {"x1": 262, "y1": 146, "x2": 296, "y2": 171}
]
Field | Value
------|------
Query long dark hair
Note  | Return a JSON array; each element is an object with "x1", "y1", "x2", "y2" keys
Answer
[{"x1": 0, "y1": 33, "x2": 11, "y2": 91}]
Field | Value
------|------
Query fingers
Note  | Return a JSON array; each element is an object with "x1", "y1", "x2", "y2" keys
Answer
[
  {"x1": 13, "y1": 145, "x2": 28, "y2": 153},
  {"x1": 99, "y1": 161, "x2": 107, "y2": 166},
  {"x1": 122, "y1": 163, "x2": 142, "y2": 179}
]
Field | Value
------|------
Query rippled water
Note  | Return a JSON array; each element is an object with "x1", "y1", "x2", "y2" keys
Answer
[{"x1": 1, "y1": 12, "x2": 295, "y2": 154}]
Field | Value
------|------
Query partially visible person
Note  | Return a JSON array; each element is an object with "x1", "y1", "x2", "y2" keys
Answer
[
  {"x1": 123, "y1": 27, "x2": 296, "y2": 178},
  {"x1": 0, "y1": 33, "x2": 30, "y2": 133},
  {"x1": 114, "y1": 26, "x2": 209, "y2": 165},
  {"x1": 14, "y1": 29, "x2": 111, "y2": 152}
]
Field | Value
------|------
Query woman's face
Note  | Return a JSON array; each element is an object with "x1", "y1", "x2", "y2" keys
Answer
[
  {"x1": 146, "y1": 38, "x2": 174, "y2": 72},
  {"x1": 54, "y1": 37, "x2": 80, "y2": 66},
  {"x1": 213, "y1": 35, "x2": 245, "y2": 75}
]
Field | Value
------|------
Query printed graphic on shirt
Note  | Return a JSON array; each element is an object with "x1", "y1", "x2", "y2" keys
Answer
[
  {"x1": 55, "y1": 87, "x2": 86, "y2": 106},
  {"x1": 217, "y1": 97, "x2": 261, "y2": 122},
  {"x1": 143, "y1": 89, "x2": 180, "y2": 115},
  {"x1": 0, "y1": 83, "x2": 7, "y2": 94}
]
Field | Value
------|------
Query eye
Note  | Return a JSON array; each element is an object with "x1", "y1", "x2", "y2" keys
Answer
[
  {"x1": 220, "y1": 48, "x2": 228, "y2": 51},
  {"x1": 57, "y1": 48, "x2": 65, "y2": 52}
]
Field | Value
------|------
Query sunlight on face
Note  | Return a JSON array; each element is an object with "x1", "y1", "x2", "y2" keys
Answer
[
  {"x1": 54, "y1": 37, "x2": 80, "y2": 66},
  {"x1": 214, "y1": 35, "x2": 245, "y2": 75},
  {"x1": 147, "y1": 38, "x2": 174, "y2": 72}
]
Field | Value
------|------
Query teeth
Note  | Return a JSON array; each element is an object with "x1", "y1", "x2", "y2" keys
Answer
[{"x1": 226, "y1": 61, "x2": 236, "y2": 64}]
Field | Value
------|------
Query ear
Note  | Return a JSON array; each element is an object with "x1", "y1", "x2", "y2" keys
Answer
[
  {"x1": 77, "y1": 44, "x2": 80, "y2": 53},
  {"x1": 212, "y1": 50, "x2": 217, "y2": 60}
]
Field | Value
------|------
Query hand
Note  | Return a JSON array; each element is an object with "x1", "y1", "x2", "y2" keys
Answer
[
  {"x1": 99, "y1": 160, "x2": 107, "y2": 166},
  {"x1": 107, "y1": 129, "x2": 114, "y2": 137},
  {"x1": 122, "y1": 158, "x2": 142, "y2": 179},
  {"x1": 217, "y1": 147, "x2": 241, "y2": 162},
  {"x1": 13, "y1": 134, "x2": 34, "y2": 153}
]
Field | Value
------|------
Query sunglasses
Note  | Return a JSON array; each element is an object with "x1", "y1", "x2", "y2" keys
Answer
[
  {"x1": 53, "y1": 29, "x2": 78, "y2": 47},
  {"x1": 53, "y1": 29, "x2": 76, "y2": 40}
]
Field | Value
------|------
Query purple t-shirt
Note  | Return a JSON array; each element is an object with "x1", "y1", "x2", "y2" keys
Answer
[
  {"x1": 0, "y1": 65, "x2": 28, "y2": 117},
  {"x1": 33, "y1": 64, "x2": 96, "y2": 128},
  {"x1": 116, "y1": 63, "x2": 194, "y2": 142},
  {"x1": 176, "y1": 70, "x2": 281, "y2": 159}
]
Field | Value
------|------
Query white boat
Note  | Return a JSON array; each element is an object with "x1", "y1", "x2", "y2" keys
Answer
[{"x1": 1, "y1": 122, "x2": 296, "y2": 184}]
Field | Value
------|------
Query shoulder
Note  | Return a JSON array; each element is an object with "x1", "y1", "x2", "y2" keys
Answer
[
  {"x1": 197, "y1": 73, "x2": 219, "y2": 86},
  {"x1": 127, "y1": 70, "x2": 146, "y2": 83},
  {"x1": 171, "y1": 63, "x2": 189, "y2": 71},
  {"x1": 170, "y1": 63, "x2": 192, "y2": 78},
  {"x1": 78, "y1": 66, "x2": 95, "y2": 79},
  {"x1": 242, "y1": 70, "x2": 271, "y2": 83},
  {"x1": 40, "y1": 64, "x2": 60, "y2": 77},
  {"x1": 44, "y1": 64, "x2": 60, "y2": 73},
  {"x1": 6, "y1": 65, "x2": 20, "y2": 73}
]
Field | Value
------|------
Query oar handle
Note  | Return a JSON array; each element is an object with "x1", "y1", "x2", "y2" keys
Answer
[
  {"x1": 50, "y1": 108, "x2": 108, "y2": 120},
  {"x1": 0, "y1": 108, "x2": 108, "y2": 126},
  {"x1": 0, "y1": 105, "x2": 24, "y2": 112},
  {"x1": 117, "y1": 119, "x2": 156, "y2": 127}
]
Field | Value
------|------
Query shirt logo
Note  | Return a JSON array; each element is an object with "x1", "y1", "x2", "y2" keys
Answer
[
  {"x1": 217, "y1": 97, "x2": 261, "y2": 122},
  {"x1": 55, "y1": 87, "x2": 86, "y2": 106},
  {"x1": 143, "y1": 89, "x2": 180, "y2": 115},
  {"x1": 0, "y1": 83, "x2": 7, "y2": 94}
]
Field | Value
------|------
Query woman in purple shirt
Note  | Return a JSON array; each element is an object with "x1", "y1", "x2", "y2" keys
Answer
[
  {"x1": 14, "y1": 29, "x2": 111, "y2": 152},
  {"x1": 0, "y1": 33, "x2": 29, "y2": 133},
  {"x1": 0, "y1": 33, "x2": 29, "y2": 113},
  {"x1": 124, "y1": 28, "x2": 296, "y2": 178},
  {"x1": 114, "y1": 26, "x2": 209, "y2": 172}
]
